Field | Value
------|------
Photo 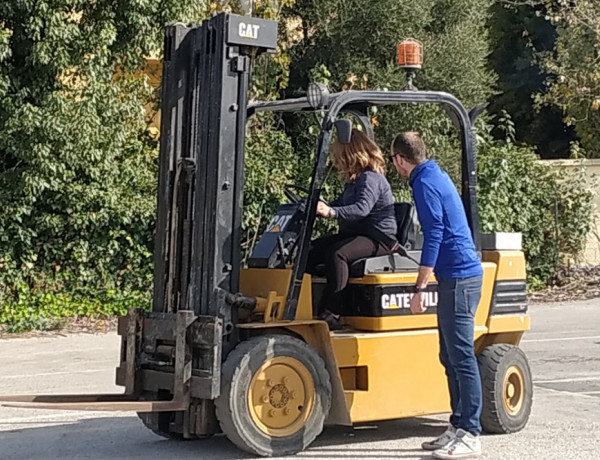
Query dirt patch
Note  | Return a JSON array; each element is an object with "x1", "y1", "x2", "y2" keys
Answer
[
  {"x1": 0, "y1": 315, "x2": 117, "y2": 339},
  {"x1": 529, "y1": 266, "x2": 600, "y2": 303}
]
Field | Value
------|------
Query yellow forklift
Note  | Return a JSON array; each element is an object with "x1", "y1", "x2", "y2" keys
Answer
[{"x1": 0, "y1": 13, "x2": 532, "y2": 457}]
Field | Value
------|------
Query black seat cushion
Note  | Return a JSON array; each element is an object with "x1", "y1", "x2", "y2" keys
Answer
[
  {"x1": 394, "y1": 202, "x2": 417, "y2": 249},
  {"x1": 347, "y1": 202, "x2": 418, "y2": 277}
]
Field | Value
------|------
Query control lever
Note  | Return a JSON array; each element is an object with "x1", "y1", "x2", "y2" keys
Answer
[{"x1": 277, "y1": 236, "x2": 288, "y2": 268}]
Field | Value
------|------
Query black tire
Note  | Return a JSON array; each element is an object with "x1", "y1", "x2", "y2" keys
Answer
[
  {"x1": 137, "y1": 411, "x2": 184, "y2": 440},
  {"x1": 478, "y1": 344, "x2": 533, "y2": 434},
  {"x1": 137, "y1": 391, "x2": 207, "y2": 440},
  {"x1": 137, "y1": 394, "x2": 217, "y2": 440},
  {"x1": 215, "y1": 334, "x2": 332, "y2": 456}
]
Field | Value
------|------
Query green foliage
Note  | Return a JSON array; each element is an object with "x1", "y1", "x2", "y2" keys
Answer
[
  {"x1": 533, "y1": 0, "x2": 600, "y2": 156},
  {"x1": 286, "y1": 0, "x2": 496, "y2": 106},
  {"x1": 283, "y1": 0, "x2": 594, "y2": 284},
  {"x1": 0, "y1": 0, "x2": 595, "y2": 332},
  {"x1": 487, "y1": 2, "x2": 576, "y2": 159},
  {"x1": 497, "y1": 0, "x2": 600, "y2": 157},
  {"x1": 0, "y1": 285, "x2": 150, "y2": 333},
  {"x1": 284, "y1": 0, "x2": 496, "y2": 193},
  {"x1": 0, "y1": 0, "x2": 297, "y2": 331},
  {"x1": 477, "y1": 119, "x2": 594, "y2": 285},
  {"x1": 0, "y1": 1, "x2": 206, "y2": 331},
  {"x1": 243, "y1": 116, "x2": 298, "y2": 260}
]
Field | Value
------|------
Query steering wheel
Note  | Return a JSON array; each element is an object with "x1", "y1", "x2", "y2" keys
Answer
[
  {"x1": 283, "y1": 184, "x2": 310, "y2": 204},
  {"x1": 283, "y1": 184, "x2": 330, "y2": 209}
]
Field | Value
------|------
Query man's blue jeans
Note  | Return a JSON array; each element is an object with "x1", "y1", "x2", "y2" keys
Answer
[{"x1": 437, "y1": 275, "x2": 483, "y2": 436}]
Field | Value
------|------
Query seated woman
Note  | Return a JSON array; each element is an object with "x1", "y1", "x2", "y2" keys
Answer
[{"x1": 307, "y1": 129, "x2": 397, "y2": 330}]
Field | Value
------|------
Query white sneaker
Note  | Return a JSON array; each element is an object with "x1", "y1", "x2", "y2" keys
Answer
[
  {"x1": 421, "y1": 424, "x2": 457, "y2": 451},
  {"x1": 432, "y1": 429, "x2": 481, "y2": 459}
]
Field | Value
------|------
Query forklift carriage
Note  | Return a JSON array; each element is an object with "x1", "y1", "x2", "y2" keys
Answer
[{"x1": 0, "y1": 13, "x2": 532, "y2": 457}]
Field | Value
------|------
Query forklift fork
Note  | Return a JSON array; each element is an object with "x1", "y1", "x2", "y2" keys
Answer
[{"x1": 0, "y1": 309, "x2": 200, "y2": 413}]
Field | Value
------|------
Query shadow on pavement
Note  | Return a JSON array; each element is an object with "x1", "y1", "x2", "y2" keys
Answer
[{"x1": 0, "y1": 415, "x2": 446, "y2": 460}]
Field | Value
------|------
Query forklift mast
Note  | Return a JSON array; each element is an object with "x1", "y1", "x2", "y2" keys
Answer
[
  {"x1": 153, "y1": 14, "x2": 277, "y2": 348},
  {"x1": 0, "y1": 13, "x2": 281, "y2": 421}
]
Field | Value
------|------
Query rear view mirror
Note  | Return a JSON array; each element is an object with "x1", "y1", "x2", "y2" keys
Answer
[
  {"x1": 469, "y1": 104, "x2": 487, "y2": 125},
  {"x1": 334, "y1": 119, "x2": 352, "y2": 144}
]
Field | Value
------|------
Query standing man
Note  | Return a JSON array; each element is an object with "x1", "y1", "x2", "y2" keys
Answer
[{"x1": 390, "y1": 132, "x2": 484, "y2": 459}]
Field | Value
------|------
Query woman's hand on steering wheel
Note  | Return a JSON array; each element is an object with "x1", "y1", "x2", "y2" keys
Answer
[
  {"x1": 316, "y1": 201, "x2": 332, "y2": 217},
  {"x1": 283, "y1": 184, "x2": 331, "y2": 220}
]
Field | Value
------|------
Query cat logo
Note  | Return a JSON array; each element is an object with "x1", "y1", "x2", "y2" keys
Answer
[
  {"x1": 238, "y1": 23, "x2": 260, "y2": 40},
  {"x1": 381, "y1": 291, "x2": 438, "y2": 310},
  {"x1": 266, "y1": 214, "x2": 292, "y2": 233}
]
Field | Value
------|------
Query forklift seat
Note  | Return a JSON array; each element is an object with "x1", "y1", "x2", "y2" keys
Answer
[
  {"x1": 311, "y1": 202, "x2": 419, "y2": 278},
  {"x1": 348, "y1": 202, "x2": 419, "y2": 277}
]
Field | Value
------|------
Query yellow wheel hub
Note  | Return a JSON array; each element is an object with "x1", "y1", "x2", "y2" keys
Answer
[
  {"x1": 248, "y1": 356, "x2": 315, "y2": 437},
  {"x1": 503, "y1": 365, "x2": 525, "y2": 416}
]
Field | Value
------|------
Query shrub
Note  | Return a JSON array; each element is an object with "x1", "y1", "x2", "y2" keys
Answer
[
  {"x1": 0, "y1": 1, "x2": 294, "y2": 331},
  {"x1": 477, "y1": 126, "x2": 594, "y2": 287}
]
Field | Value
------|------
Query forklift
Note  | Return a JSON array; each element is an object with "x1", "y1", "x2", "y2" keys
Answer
[{"x1": 0, "y1": 13, "x2": 533, "y2": 457}]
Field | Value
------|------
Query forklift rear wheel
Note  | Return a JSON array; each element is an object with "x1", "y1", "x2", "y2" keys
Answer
[
  {"x1": 215, "y1": 334, "x2": 331, "y2": 456},
  {"x1": 478, "y1": 343, "x2": 533, "y2": 434}
]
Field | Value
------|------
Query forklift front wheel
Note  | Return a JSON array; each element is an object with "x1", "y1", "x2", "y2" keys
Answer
[
  {"x1": 478, "y1": 343, "x2": 533, "y2": 434},
  {"x1": 215, "y1": 334, "x2": 331, "y2": 456}
]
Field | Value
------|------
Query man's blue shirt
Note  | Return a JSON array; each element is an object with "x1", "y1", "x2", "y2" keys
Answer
[{"x1": 410, "y1": 160, "x2": 483, "y2": 279}]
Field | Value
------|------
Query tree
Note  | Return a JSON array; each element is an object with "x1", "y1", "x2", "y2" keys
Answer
[
  {"x1": 0, "y1": 1, "x2": 301, "y2": 329},
  {"x1": 500, "y1": 0, "x2": 600, "y2": 156},
  {"x1": 281, "y1": 0, "x2": 593, "y2": 284},
  {"x1": 283, "y1": 0, "x2": 497, "y2": 192},
  {"x1": 477, "y1": 121, "x2": 594, "y2": 285},
  {"x1": 487, "y1": 2, "x2": 576, "y2": 158},
  {"x1": 0, "y1": 1, "x2": 594, "y2": 331},
  {"x1": 536, "y1": 0, "x2": 600, "y2": 156},
  {"x1": 286, "y1": 0, "x2": 495, "y2": 106},
  {"x1": 0, "y1": 1, "x2": 207, "y2": 326}
]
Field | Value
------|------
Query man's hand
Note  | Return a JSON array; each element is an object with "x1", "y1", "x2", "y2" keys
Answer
[
  {"x1": 410, "y1": 292, "x2": 427, "y2": 314},
  {"x1": 412, "y1": 266, "x2": 433, "y2": 315},
  {"x1": 317, "y1": 201, "x2": 332, "y2": 217}
]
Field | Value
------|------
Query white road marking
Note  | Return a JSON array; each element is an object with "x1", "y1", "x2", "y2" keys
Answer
[
  {"x1": 522, "y1": 335, "x2": 600, "y2": 343},
  {"x1": 0, "y1": 347, "x2": 110, "y2": 358},
  {"x1": 0, "y1": 369, "x2": 107, "y2": 380},
  {"x1": 582, "y1": 391, "x2": 600, "y2": 395},
  {"x1": 535, "y1": 375, "x2": 600, "y2": 384},
  {"x1": 0, "y1": 412, "x2": 119, "y2": 425}
]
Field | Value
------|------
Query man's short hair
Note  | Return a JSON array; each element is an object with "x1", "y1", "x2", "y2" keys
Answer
[{"x1": 391, "y1": 132, "x2": 427, "y2": 164}]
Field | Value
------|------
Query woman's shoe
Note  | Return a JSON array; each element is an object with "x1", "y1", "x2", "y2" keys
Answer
[{"x1": 318, "y1": 310, "x2": 342, "y2": 331}]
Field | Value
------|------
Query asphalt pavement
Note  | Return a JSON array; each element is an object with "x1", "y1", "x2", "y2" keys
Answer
[{"x1": 0, "y1": 298, "x2": 598, "y2": 460}]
